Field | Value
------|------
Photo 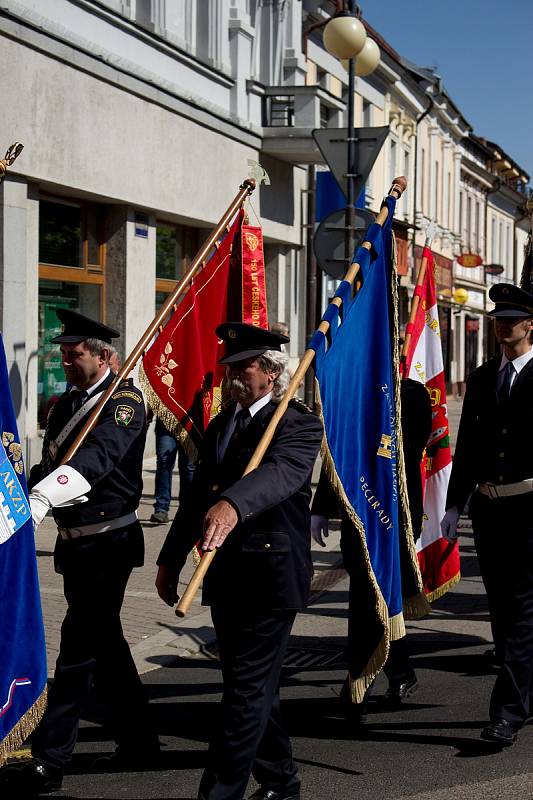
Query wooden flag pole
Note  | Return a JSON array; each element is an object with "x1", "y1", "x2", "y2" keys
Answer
[
  {"x1": 175, "y1": 176, "x2": 407, "y2": 617},
  {"x1": 400, "y1": 221, "x2": 437, "y2": 366},
  {"x1": 61, "y1": 178, "x2": 256, "y2": 464}
]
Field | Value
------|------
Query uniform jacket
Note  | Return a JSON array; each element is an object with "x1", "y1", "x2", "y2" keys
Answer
[
  {"x1": 447, "y1": 355, "x2": 533, "y2": 512},
  {"x1": 29, "y1": 373, "x2": 147, "y2": 528},
  {"x1": 158, "y1": 398, "x2": 323, "y2": 610}
]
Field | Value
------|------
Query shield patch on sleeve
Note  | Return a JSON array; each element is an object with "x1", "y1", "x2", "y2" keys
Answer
[{"x1": 115, "y1": 404, "x2": 135, "y2": 426}]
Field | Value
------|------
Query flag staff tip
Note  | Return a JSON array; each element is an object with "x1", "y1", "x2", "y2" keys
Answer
[{"x1": 390, "y1": 175, "x2": 407, "y2": 198}]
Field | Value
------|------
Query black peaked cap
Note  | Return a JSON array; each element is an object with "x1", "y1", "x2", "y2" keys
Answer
[
  {"x1": 488, "y1": 283, "x2": 533, "y2": 318},
  {"x1": 216, "y1": 322, "x2": 289, "y2": 364},
  {"x1": 51, "y1": 308, "x2": 120, "y2": 344}
]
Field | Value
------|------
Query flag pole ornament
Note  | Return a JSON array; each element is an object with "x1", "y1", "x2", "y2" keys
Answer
[
  {"x1": 0, "y1": 335, "x2": 47, "y2": 765},
  {"x1": 247, "y1": 159, "x2": 271, "y2": 187},
  {"x1": 401, "y1": 228, "x2": 460, "y2": 602},
  {"x1": 0, "y1": 143, "x2": 23, "y2": 184},
  {"x1": 55, "y1": 178, "x2": 256, "y2": 471},
  {"x1": 174, "y1": 177, "x2": 419, "y2": 655}
]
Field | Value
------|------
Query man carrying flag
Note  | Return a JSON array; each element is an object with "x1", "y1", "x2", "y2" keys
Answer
[
  {"x1": 309, "y1": 195, "x2": 428, "y2": 707},
  {"x1": 1, "y1": 311, "x2": 159, "y2": 795},
  {"x1": 0, "y1": 335, "x2": 47, "y2": 767},
  {"x1": 156, "y1": 322, "x2": 322, "y2": 800},
  {"x1": 401, "y1": 244, "x2": 460, "y2": 600}
]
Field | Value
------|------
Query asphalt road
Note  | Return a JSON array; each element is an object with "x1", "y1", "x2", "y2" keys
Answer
[{"x1": 20, "y1": 528, "x2": 533, "y2": 800}]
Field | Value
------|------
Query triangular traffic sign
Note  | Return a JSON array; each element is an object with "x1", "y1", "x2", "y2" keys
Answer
[{"x1": 312, "y1": 126, "x2": 389, "y2": 201}]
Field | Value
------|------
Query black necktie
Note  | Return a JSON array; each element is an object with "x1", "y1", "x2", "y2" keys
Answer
[
  {"x1": 498, "y1": 361, "x2": 514, "y2": 401},
  {"x1": 71, "y1": 389, "x2": 88, "y2": 414},
  {"x1": 223, "y1": 408, "x2": 251, "y2": 461}
]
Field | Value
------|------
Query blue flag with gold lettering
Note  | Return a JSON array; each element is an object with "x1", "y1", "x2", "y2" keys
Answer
[
  {"x1": 311, "y1": 197, "x2": 419, "y2": 702},
  {"x1": 0, "y1": 335, "x2": 47, "y2": 765}
]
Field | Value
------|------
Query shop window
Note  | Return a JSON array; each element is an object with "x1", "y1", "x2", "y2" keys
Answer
[
  {"x1": 156, "y1": 223, "x2": 199, "y2": 310},
  {"x1": 38, "y1": 196, "x2": 106, "y2": 427}
]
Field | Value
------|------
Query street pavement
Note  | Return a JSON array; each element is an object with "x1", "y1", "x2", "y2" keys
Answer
[{"x1": 23, "y1": 396, "x2": 533, "y2": 799}]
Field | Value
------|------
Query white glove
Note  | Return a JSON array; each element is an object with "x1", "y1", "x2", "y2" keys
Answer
[
  {"x1": 29, "y1": 493, "x2": 51, "y2": 527},
  {"x1": 311, "y1": 514, "x2": 329, "y2": 547},
  {"x1": 29, "y1": 465, "x2": 91, "y2": 529},
  {"x1": 440, "y1": 506, "x2": 460, "y2": 543}
]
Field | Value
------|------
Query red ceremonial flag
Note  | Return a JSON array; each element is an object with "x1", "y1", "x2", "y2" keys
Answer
[
  {"x1": 140, "y1": 209, "x2": 269, "y2": 457},
  {"x1": 402, "y1": 248, "x2": 460, "y2": 600}
]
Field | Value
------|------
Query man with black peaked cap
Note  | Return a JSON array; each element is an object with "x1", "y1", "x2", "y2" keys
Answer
[
  {"x1": 156, "y1": 322, "x2": 323, "y2": 800},
  {"x1": 441, "y1": 283, "x2": 533, "y2": 746},
  {"x1": 0, "y1": 309, "x2": 158, "y2": 795}
]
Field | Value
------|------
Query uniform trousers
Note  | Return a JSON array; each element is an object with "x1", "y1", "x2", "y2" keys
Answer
[
  {"x1": 470, "y1": 492, "x2": 533, "y2": 728},
  {"x1": 32, "y1": 528, "x2": 153, "y2": 770},
  {"x1": 198, "y1": 606, "x2": 299, "y2": 800}
]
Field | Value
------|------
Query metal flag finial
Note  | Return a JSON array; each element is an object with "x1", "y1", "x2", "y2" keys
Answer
[
  {"x1": 423, "y1": 220, "x2": 437, "y2": 247},
  {"x1": 0, "y1": 142, "x2": 24, "y2": 184},
  {"x1": 247, "y1": 160, "x2": 271, "y2": 186}
]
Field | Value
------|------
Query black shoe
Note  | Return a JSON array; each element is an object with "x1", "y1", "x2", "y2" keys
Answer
[
  {"x1": 248, "y1": 789, "x2": 301, "y2": 800},
  {"x1": 91, "y1": 744, "x2": 161, "y2": 772},
  {"x1": 383, "y1": 676, "x2": 418, "y2": 705},
  {"x1": 150, "y1": 510, "x2": 169, "y2": 524},
  {"x1": 480, "y1": 719, "x2": 519, "y2": 746},
  {"x1": 0, "y1": 759, "x2": 63, "y2": 794}
]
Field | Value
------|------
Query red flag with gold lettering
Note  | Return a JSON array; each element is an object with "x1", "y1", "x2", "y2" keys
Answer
[{"x1": 140, "y1": 209, "x2": 268, "y2": 457}]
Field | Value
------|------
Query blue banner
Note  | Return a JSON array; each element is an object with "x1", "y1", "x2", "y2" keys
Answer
[
  {"x1": 0, "y1": 336, "x2": 46, "y2": 764},
  {"x1": 310, "y1": 197, "x2": 404, "y2": 696}
]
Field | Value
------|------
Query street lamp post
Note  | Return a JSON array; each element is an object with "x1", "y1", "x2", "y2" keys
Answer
[{"x1": 322, "y1": 3, "x2": 381, "y2": 263}]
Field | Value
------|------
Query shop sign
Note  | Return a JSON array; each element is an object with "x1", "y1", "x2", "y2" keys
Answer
[
  {"x1": 484, "y1": 263, "x2": 504, "y2": 275},
  {"x1": 457, "y1": 253, "x2": 483, "y2": 268},
  {"x1": 395, "y1": 235, "x2": 408, "y2": 276}
]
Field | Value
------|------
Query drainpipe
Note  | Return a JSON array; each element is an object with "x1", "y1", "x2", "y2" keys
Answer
[
  {"x1": 411, "y1": 94, "x2": 434, "y2": 262},
  {"x1": 483, "y1": 177, "x2": 501, "y2": 360}
]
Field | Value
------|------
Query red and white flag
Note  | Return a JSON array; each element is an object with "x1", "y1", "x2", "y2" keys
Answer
[{"x1": 402, "y1": 247, "x2": 460, "y2": 601}]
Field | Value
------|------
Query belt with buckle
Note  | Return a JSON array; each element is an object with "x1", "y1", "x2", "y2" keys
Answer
[
  {"x1": 478, "y1": 480, "x2": 533, "y2": 500},
  {"x1": 58, "y1": 511, "x2": 137, "y2": 540}
]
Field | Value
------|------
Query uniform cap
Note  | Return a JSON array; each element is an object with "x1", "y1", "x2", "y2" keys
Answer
[
  {"x1": 216, "y1": 322, "x2": 289, "y2": 364},
  {"x1": 50, "y1": 309, "x2": 120, "y2": 344},
  {"x1": 488, "y1": 283, "x2": 533, "y2": 318}
]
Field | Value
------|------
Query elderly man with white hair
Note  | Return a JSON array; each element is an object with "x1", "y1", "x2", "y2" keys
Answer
[{"x1": 156, "y1": 321, "x2": 323, "y2": 800}]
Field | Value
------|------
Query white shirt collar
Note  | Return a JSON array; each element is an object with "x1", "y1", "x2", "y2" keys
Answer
[
  {"x1": 500, "y1": 349, "x2": 533, "y2": 376},
  {"x1": 71, "y1": 367, "x2": 111, "y2": 396},
  {"x1": 235, "y1": 391, "x2": 273, "y2": 419}
]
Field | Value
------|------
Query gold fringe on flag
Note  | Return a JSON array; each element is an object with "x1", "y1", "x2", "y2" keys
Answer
[
  {"x1": 315, "y1": 380, "x2": 390, "y2": 705},
  {"x1": 0, "y1": 687, "x2": 47, "y2": 768},
  {"x1": 425, "y1": 571, "x2": 461, "y2": 604},
  {"x1": 139, "y1": 362, "x2": 199, "y2": 463}
]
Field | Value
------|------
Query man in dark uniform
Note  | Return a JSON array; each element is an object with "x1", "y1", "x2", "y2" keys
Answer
[
  {"x1": 311, "y1": 378, "x2": 432, "y2": 715},
  {"x1": 156, "y1": 322, "x2": 323, "y2": 800},
  {"x1": 0, "y1": 309, "x2": 158, "y2": 794},
  {"x1": 441, "y1": 283, "x2": 533, "y2": 746}
]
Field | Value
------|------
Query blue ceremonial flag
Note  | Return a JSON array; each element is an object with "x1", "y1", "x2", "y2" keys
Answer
[
  {"x1": 310, "y1": 196, "x2": 421, "y2": 701},
  {"x1": 0, "y1": 335, "x2": 47, "y2": 765}
]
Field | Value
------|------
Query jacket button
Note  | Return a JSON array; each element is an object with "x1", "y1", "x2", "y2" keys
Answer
[
  {"x1": 498, "y1": 476, "x2": 504, "y2": 482},
  {"x1": 499, "y1": 452, "x2": 505, "y2": 458},
  {"x1": 502, "y1": 428, "x2": 508, "y2": 434},
  {"x1": 100, "y1": 511, "x2": 105, "y2": 516},
  {"x1": 264, "y1": 543, "x2": 271, "y2": 549},
  {"x1": 212, "y1": 484, "x2": 219, "y2": 492}
]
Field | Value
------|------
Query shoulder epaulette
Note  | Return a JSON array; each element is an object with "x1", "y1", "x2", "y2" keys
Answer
[{"x1": 288, "y1": 397, "x2": 313, "y2": 414}]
